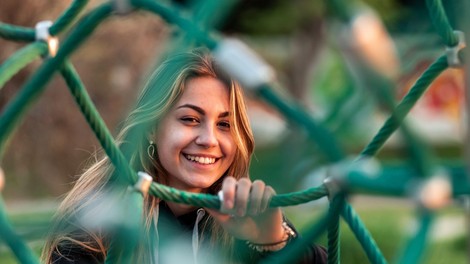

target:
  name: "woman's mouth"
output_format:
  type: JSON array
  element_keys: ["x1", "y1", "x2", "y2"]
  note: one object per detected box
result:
[{"x1": 184, "y1": 154, "x2": 217, "y2": 165}]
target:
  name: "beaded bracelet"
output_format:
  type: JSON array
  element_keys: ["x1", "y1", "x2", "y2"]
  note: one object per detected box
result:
[{"x1": 246, "y1": 222, "x2": 297, "y2": 252}]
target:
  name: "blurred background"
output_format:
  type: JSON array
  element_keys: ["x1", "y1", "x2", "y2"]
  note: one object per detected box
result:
[{"x1": 0, "y1": 0, "x2": 468, "y2": 263}]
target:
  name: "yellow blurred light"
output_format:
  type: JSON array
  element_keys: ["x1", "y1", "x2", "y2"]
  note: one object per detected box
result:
[
  {"x1": 419, "y1": 176, "x2": 452, "y2": 209},
  {"x1": 48, "y1": 37, "x2": 59, "y2": 57},
  {"x1": 351, "y1": 10, "x2": 400, "y2": 79},
  {"x1": 0, "y1": 167, "x2": 4, "y2": 191}
]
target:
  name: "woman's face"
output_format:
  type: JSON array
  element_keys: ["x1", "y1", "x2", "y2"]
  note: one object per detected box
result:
[{"x1": 155, "y1": 76, "x2": 236, "y2": 193}]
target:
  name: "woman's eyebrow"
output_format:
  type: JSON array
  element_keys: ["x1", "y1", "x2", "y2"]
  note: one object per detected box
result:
[
  {"x1": 177, "y1": 104, "x2": 230, "y2": 118},
  {"x1": 177, "y1": 104, "x2": 205, "y2": 114},
  {"x1": 219, "y1": 112, "x2": 229, "y2": 118}
]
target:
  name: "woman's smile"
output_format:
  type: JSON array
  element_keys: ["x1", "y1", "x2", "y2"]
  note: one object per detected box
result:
[{"x1": 183, "y1": 153, "x2": 218, "y2": 165}]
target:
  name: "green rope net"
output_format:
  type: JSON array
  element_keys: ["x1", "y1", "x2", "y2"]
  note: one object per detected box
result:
[{"x1": 0, "y1": 0, "x2": 467, "y2": 263}]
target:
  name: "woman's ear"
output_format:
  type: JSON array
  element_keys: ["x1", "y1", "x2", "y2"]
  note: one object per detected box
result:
[{"x1": 147, "y1": 130, "x2": 157, "y2": 144}]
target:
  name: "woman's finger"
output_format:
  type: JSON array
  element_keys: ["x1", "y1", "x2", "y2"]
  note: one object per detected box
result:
[
  {"x1": 234, "y1": 177, "x2": 251, "y2": 217},
  {"x1": 220, "y1": 176, "x2": 237, "y2": 214},
  {"x1": 260, "y1": 186, "x2": 275, "y2": 213},
  {"x1": 248, "y1": 180, "x2": 265, "y2": 216}
]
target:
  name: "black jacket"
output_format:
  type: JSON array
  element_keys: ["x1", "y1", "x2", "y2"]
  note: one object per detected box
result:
[{"x1": 52, "y1": 203, "x2": 327, "y2": 263}]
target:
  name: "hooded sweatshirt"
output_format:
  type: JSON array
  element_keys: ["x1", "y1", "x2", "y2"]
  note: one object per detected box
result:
[{"x1": 51, "y1": 202, "x2": 327, "y2": 263}]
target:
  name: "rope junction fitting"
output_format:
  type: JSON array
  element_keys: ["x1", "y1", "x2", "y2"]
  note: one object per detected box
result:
[
  {"x1": 446, "y1": 30, "x2": 466, "y2": 67},
  {"x1": 214, "y1": 38, "x2": 275, "y2": 90},
  {"x1": 134, "y1": 171, "x2": 153, "y2": 196},
  {"x1": 113, "y1": 0, "x2": 134, "y2": 15},
  {"x1": 35, "y1": 21, "x2": 59, "y2": 57}
]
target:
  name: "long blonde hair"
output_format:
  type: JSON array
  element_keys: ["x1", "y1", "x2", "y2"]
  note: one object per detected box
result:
[{"x1": 42, "y1": 49, "x2": 255, "y2": 262}]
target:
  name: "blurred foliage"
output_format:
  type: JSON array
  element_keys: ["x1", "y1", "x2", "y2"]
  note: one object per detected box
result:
[{"x1": 222, "y1": 0, "x2": 325, "y2": 36}]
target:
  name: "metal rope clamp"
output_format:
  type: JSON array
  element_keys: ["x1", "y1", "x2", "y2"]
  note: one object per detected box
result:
[
  {"x1": 322, "y1": 160, "x2": 350, "y2": 199},
  {"x1": 35, "y1": 21, "x2": 59, "y2": 57},
  {"x1": 323, "y1": 157, "x2": 380, "y2": 199},
  {"x1": 323, "y1": 176, "x2": 342, "y2": 200},
  {"x1": 446, "y1": 30, "x2": 466, "y2": 68},
  {"x1": 214, "y1": 38, "x2": 276, "y2": 90},
  {"x1": 113, "y1": 0, "x2": 134, "y2": 15},
  {"x1": 134, "y1": 171, "x2": 153, "y2": 196}
]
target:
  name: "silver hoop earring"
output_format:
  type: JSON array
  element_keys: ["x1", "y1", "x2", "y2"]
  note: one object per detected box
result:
[{"x1": 147, "y1": 140, "x2": 156, "y2": 160}]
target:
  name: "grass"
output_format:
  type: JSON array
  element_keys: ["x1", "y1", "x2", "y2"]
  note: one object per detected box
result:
[
  {"x1": 0, "y1": 210, "x2": 54, "y2": 264},
  {"x1": 284, "y1": 198, "x2": 467, "y2": 264}
]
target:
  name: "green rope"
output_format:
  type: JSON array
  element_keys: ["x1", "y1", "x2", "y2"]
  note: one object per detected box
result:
[
  {"x1": 261, "y1": 193, "x2": 345, "y2": 264},
  {"x1": 360, "y1": 55, "x2": 449, "y2": 157},
  {"x1": 397, "y1": 211, "x2": 433, "y2": 264},
  {"x1": 59, "y1": 61, "x2": 136, "y2": 185},
  {"x1": 0, "y1": 196, "x2": 39, "y2": 264},
  {"x1": 350, "y1": 58, "x2": 436, "y2": 179},
  {"x1": 0, "y1": 3, "x2": 113, "y2": 159},
  {"x1": 342, "y1": 203, "x2": 388, "y2": 264},
  {"x1": 257, "y1": 84, "x2": 345, "y2": 162},
  {"x1": 50, "y1": 0, "x2": 90, "y2": 36},
  {"x1": 346, "y1": 169, "x2": 412, "y2": 196},
  {"x1": 132, "y1": 0, "x2": 217, "y2": 49},
  {"x1": 0, "y1": 1, "x2": 88, "y2": 43},
  {"x1": 0, "y1": 23, "x2": 35, "y2": 42},
  {"x1": 191, "y1": 0, "x2": 238, "y2": 30},
  {"x1": 327, "y1": 196, "x2": 342, "y2": 264},
  {"x1": 147, "y1": 182, "x2": 328, "y2": 210},
  {"x1": 425, "y1": 0, "x2": 458, "y2": 46},
  {"x1": 0, "y1": 42, "x2": 48, "y2": 89},
  {"x1": 270, "y1": 185, "x2": 329, "y2": 207}
]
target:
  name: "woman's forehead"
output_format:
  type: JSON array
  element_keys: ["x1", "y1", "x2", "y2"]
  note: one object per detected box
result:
[{"x1": 176, "y1": 77, "x2": 230, "y2": 110}]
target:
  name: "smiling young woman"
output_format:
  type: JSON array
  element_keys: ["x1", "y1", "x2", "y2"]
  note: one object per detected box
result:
[{"x1": 41, "y1": 49, "x2": 327, "y2": 263}]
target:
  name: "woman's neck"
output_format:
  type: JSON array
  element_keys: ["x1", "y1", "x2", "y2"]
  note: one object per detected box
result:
[
  {"x1": 166, "y1": 201, "x2": 197, "y2": 217},
  {"x1": 163, "y1": 185, "x2": 208, "y2": 216}
]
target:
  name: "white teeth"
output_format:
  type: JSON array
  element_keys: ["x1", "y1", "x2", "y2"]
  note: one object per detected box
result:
[{"x1": 186, "y1": 154, "x2": 216, "y2": 164}]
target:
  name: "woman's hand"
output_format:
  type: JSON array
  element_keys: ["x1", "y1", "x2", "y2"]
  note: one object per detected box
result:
[{"x1": 206, "y1": 176, "x2": 285, "y2": 244}]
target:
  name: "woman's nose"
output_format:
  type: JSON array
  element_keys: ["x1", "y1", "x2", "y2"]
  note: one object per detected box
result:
[{"x1": 195, "y1": 124, "x2": 218, "y2": 148}]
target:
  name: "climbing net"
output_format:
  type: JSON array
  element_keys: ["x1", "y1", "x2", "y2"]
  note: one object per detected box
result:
[{"x1": 0, "y1": 0, "x2": 467, "y2": 263}]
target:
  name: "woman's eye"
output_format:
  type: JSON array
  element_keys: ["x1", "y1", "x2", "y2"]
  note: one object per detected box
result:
[
  {"x1": 218, "y1": 121, "x2": 230, "y2": 129},
  {"x1": 180, "y1": 117, "x2": 199, "y2": 124}
]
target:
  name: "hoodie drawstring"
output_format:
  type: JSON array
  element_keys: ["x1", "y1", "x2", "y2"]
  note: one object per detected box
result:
[
  {"x1": 152, "y1": 205, "x2": 160, "y2": 264},
  {"x1": 192, "y1": 208, "x2": 206, "y2": 263}
]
